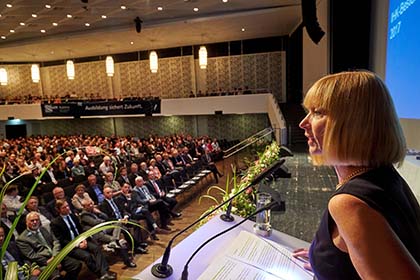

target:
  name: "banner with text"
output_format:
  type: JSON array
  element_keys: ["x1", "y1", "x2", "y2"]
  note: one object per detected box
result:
[{"x1": 41, "y1": 100, "x2": 161, "y2": 117}]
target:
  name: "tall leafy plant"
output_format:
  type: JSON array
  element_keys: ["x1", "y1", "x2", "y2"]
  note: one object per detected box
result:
[{"x1": 199, "y1": 141, "x2": 280, "y2": 220}]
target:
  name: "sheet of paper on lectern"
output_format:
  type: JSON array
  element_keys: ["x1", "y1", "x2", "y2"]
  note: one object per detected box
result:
[{"x1": 198, "y1": 230, "x2": 314, "y2": 280}]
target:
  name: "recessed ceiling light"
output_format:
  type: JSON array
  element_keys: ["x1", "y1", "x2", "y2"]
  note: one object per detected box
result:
[
  {"x1": 32, "y1": 14, "x2": 37, "y2": 18},
  {"x1": 121, "y1": 5, "x2": 127, "y2": 10},
  {"x1": 20, "y1": 22, "x2": 25, "y2": 26},
  {"x1": 6, "y1": 4, "x2": 12, "y2": 8},
  {"x1": 222, "y1": 0, "x2": 228, "y2": 2},
  {"x1": 241, "y1": 28, "x2": 245, "y2": 32},
  {"x1": 85, "y1": 23, "x2": 90, "y2": 27},
  {"x1": 101, "y1": 15, "x2": 107, "y2": 19},
  {"x1": 41, "y1": 29, "x2": 46, "y2": 33},
  {"x1": 130, "y1": 41, "x2": 134, "y2": 45},
  {"x1": 193, "y1": 7, "x2": 199, "y2": 12},
  {"x1": 67, "y1": 14, "x2": 72, "y2": 18},
  {"x1": 1, "y1": 36, "x2": 6, "y2": 40},
  {"x1": 45, "y1": 4, "x2": 51, "y2": 9},
  {"x1": 0, "y1": 14, "x2": 2, "y2": 17},
  {"x1": 157, "y1": 6, "x2": 163, "y2": 11},
  {"x1": 52, "y1": 22, "x2": 58, "y2": 26},
  {"x1": 10, "y1": 29, "x2": 15, "y2": 33}
]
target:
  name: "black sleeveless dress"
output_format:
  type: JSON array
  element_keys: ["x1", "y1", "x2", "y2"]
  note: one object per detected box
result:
[{"x1": 309, "y1": 165, "x2": 420, "y2": 280}]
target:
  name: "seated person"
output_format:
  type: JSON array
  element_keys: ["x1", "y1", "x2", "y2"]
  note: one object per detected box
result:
[
  {"x1": 0, "y1": 226, "x2": 41, "y2": 280},
  {"x1": 2, "y1": 184, "x2": 23, "y2": 216},
  {"x1": 80, "y1": 198, "x2": 136, "y2": 268},
  {"x1": 85, "y1": 174, "x2": 105, "y2": 205},
  {"x1": 201, "y1": 149, "x2": 223, "y2": 183},
  {"x1": 99, "y1": 186, "x2": 148, "y2": 253},
  {"x1": 46, "y1": 187, "x2": 78, "y2": 217},
  {"x1": 17, "y1": 212, "x2": 82, "y2": 280},
  {"x1": 23, "y1": 196, "x2": 54, "y2": 232},
  {"x1": 103, "y1": 172, "x2": 122, "y2": 196},
  {"x1": 116, "y1": 183, "x2": 165, "y2": 241},
  {"x1": 131, "y1": 176, "x2": 172, "y2": 232},
  {"x1": 146, "y1": 172, "x2": 181, "y2": 218},
  {"x1": 72, "y1": 184, "x2": 93, "y2": 212},
  {"x1": 51, "y1": 199, "x2": 115, "y2": 280}
]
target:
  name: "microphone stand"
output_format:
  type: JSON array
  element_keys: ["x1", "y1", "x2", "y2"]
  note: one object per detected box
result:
[
  {"x1": 181, "y1": 201, "x2": 280, "y2": 280},
  {"x1": 151, "y1": 159, "x2": 285, "y2": 278}
]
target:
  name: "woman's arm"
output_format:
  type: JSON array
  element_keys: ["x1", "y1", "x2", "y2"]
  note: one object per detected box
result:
[{"x1": 329, "y1": 194, "x2": 420, "y2": 280}]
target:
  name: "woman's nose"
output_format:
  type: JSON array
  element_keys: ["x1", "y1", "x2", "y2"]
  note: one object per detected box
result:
[{"x1": 299, "y1": 113, "x2": 310, "y2": 129}]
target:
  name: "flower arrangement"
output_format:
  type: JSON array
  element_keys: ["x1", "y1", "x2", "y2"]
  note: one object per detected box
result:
[{"x1": 199, "y1": 141, "x2": 280, "y2": 220}]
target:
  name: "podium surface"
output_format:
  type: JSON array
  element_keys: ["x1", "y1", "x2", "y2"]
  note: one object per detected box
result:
[{"x1": 134, "y1": 213, "x2": 311, "y2": 280}]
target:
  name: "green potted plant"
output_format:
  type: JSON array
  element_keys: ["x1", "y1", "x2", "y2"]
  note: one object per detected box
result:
[{"x1": 199, "y1": 141, "x2": 280, "y2": 221}]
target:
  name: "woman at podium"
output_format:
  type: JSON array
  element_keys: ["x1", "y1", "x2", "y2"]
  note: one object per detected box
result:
[{"x1": 297, "y1": 70, "x2": 420, "y2": 279}]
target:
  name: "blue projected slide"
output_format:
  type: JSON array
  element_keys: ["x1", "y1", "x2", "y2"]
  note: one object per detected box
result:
[{"x1": 385, "y1": 0, "x2": 420, "y2": 119}]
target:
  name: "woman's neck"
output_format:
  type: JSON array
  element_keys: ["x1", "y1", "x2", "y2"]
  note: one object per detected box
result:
[{"x1": 334, "y1": 165, "x2": 372, "y2": 189}]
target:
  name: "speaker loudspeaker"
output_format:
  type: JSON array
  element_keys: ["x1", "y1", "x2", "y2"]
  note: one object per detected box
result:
[{"x1": 301, "y1": 0, "x2": 325, "y2": 44}]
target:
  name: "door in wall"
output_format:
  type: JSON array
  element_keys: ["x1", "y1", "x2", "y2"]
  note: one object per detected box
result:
[{"x1": 6, "y1": 124, "x2": 27, "y2": 139}]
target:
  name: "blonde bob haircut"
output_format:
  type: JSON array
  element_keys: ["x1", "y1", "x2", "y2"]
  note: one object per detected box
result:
[{"x1": 303, "y1": 70, "x2": 406, "y2": 167}]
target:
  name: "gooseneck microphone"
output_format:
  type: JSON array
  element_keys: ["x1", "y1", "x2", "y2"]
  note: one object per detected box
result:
[
  {"x1": 181, "y1": 200, "x2": 282, "y2": 280},
  {"x1": 151, "y1": 158, "x2": 286, "y2": 278},
  {"x1": 220, "y1": 158, "x2": 286, "y2": 222}
]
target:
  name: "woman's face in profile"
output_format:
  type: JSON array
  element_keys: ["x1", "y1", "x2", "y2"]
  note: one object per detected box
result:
[{"x1": 299, "y1": 108, "x2": 327, "y2": 155}]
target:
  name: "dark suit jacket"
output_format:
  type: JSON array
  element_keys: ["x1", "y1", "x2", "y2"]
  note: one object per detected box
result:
[
  {"x1": 46, "y1": 197, "x2": 76, "y2": 217},
  {"x1": 128, "y1": 172, "x2": 140, "y2": 187},
  {"x1": 50, "y1": 213, "x2": 84, "y2": 248},
  {"x1": 0, "y1": 241, "x2": 25, "y2": 277},
  {"x1": 156, "y1": 161, "x2": 169, "y2": 175},
  {"x1": 98, "y1": 199, "x2": 128, "y2": 220},
  {"x1": 116, "y1": 175, "x2": 131, "y2": 187},
  {"x1": 85, "y1": 183, "x2": 104, "y2": 205},
  {"x1": 131, "y1": 186, "x2": 150, "y2": 208},
  {"x1": 16, "y1": 227, "x2": 61, "y2": 266},
  {"x1": 114, "y1": 193, "x2": 132, "y2": 214},
  {"x1": 146, "y1": 180, "x2": 165, "y2": 198}
]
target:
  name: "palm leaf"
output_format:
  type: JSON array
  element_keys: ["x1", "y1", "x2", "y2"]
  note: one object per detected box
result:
[
  {"x1": 4, "y1": 261, "x2": 18, "y2": 280},
  {"x1": 198, "y1": 194, "x2": 220, "y2": 205},
  {"x1": 39, "y1": 220, "x2": 144, "y2": 280},
  {"x1": 206, "y1": 185, "x2": 226, "y2": 196},
  {"x1": 0, "y1": 151, "x2": 66, "y2": 280}
]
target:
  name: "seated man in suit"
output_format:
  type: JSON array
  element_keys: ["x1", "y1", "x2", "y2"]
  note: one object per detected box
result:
[
  {"x1": 1, "y1": 226, "x2": 41, "y2": 280},
  {"x1": 17, "y1": 212, "x2": 82, "y2": 280},
  {"x1": 131, "y1": 176, "x2": 172, "y2": 231},
  {"x1": 51, "y1": 199, "x2": 115, "y2": 280},
  {"x1": 80, "y1": 198, "x2": 137, "y2": 268},
  {"x1": 99, "y1": 186, "x2": 148, "y2": 254},
  {"x1": 115, "y1": 183, "x2": 166, "y2": 241},
  {"x1": 46, "y1": 187, "x2": 77, "y2": 217},
  {"x1": 146, "y1": 172, "x2": 182, "y2": 219},
  {"x1": 85, "y1": 174, "x2": 105, "y2": 205},
  {"x1": 201, "y1": 149, "x2": 223, "y2": 183}
]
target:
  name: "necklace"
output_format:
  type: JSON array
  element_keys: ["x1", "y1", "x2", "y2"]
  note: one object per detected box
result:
[{"x1": 336, "y1": 167, "x2": 372, "y2": 190}]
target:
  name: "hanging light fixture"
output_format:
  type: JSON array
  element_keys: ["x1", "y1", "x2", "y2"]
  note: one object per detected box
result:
[
  {"x1": 149, "y1": 51, "x2": 158, "y2": 73},
  {"x1": 31, "y1": 64, "x2": 40, "y2": 83},
  {"x1": 0, "y1": 68, "x2": 8, "y2": 86},
  {"x1": 66, "y1": 60, "x2": 75, "y2": 80},
  {"x1": 105, "y1": 55, "x2": 114, "y2": 77},
  {"x1": 199, "y1": 46, "x2": 207, "y2": 69}
]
